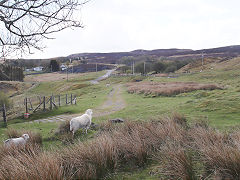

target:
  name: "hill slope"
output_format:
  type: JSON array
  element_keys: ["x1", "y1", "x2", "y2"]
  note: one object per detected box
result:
[{"x1": 67, "y1": 45, "x2": 240, "y2": 64}]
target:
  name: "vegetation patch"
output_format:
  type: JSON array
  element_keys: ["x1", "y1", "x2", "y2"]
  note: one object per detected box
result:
[
  {"x1": 69, "y1": 83, "x2": 90, "y2": 90},
  {"x1": 127, "y1": 81, "x2": 222, "y2": 96},
  {"x1": 1, "y1": 115, "x2": 240, "y2": 179}
]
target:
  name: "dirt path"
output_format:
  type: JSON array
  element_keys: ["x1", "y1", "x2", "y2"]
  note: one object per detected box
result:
[
  {"x1": 93, "y1": 84, "x2": 125, "y2": 117},
  {"x1": 31, "y1": 84, "x2": 125, "y2": 123}
]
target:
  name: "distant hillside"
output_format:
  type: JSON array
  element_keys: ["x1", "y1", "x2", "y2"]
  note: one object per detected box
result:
[
  {"x1": 8, "y1": 45, "x2": 240, "y2": 66},
  {"x1": 67, "y1": 48, "x2": 193, "y2": 64},
  {"x1": 178, "y1": 56, "x2": 240, "y2": 73},
  {"x1": 67, "y1": 45, "x2": 240, "y2": 64}
]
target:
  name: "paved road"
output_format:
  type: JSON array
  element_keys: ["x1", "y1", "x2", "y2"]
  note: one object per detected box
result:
[{"x1": 90, "y1": 69, "x2": 115, "y2": 84}]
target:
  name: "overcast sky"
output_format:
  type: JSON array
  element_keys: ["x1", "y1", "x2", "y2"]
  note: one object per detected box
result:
[{"x1": 27, "y1": 0, "x2": 240, "y2": 59}]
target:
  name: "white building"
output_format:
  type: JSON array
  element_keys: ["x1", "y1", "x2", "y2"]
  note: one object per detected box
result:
[
  {"x1": 33, "y1": 66, "x2": 43, "y2": 71},
  {"x1": 60, "y1": 64, "x2": 67, "y2": 71}
]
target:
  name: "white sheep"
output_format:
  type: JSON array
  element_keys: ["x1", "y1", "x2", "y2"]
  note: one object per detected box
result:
[
  {"x1": 70, "y1": 109, "x2": 93, "y2": 137},
  {"x1": 4, "y1": 134, "x2": 30, "y2": 147}
]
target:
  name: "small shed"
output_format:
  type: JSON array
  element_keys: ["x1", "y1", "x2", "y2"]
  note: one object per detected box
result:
[
  {"x1": 33, "y1": 66, "x2": 43, "y2": 71},
  {"x1": 60, "y1": 64, "x2": 67, "y2": 71}
]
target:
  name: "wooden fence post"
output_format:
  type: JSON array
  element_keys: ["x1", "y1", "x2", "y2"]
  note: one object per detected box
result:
[
  {"x1": 2, "y1": 104, "x2": 7, "y2": 127},
  {"x1": 25, "y1": 98, "x2": 28, "y2": 113},
  {"x1": 74, "y1": 95, "x2": 77, "y2": 105},
  {"x1": 29, "y1": 98, "x2": 33, "y2": 110},
  {"x1": 50, "y1": 96, "x2": 53, "y2": 110},
  {"x1": 66, "y1": 94, "x2": 68, "y2": 105},
  {"x1": 52, "y1": 94, "x2": 55, "y2": 103},
  {"x1": 58, "y1": 95, "x2": 61, "y2": 107},
  {"x1": 43, "y1": 96, "x2": 46, "y2": 111}
]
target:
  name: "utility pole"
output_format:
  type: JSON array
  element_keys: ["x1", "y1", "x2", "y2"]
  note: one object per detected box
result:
[
  {"x1": 131, "y1": 62, "x2": 133, "y2": 74},
  {"x1": 96, "y1": 63, "x2": 98, "y2": 72},
  {"x1": 201, "y1": 52, "x2": 204, "y2": 72},
  {"x1": 143, "y1": 61, "x2": 146, "y2": 75},
  {"x1": 66, "y1": 67, "x2": 68, "y2": 81},
  {"x1": 133, "y1": 61, "x2": 135, "y2": 75}
]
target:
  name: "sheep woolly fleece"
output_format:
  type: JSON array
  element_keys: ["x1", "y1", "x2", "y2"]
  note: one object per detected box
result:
[
  {"x1": 4, "y1": 134, "x2": 30, "y2": 146},
  {"x1": 70, "y1": 109, "x2": 93, "y2": 135}
]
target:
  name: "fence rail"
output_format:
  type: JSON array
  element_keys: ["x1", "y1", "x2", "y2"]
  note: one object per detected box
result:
[
  {"x1": 0, "y1": 94, "x2": 77, "y2": 127},
  {"x1": 24, "y1": 94, "x2": 77, "y2": 113}
]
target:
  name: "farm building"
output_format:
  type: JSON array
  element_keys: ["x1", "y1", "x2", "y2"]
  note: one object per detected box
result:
[{"x1": 33, "y1": 66, "x2": 43, "y2": 71}]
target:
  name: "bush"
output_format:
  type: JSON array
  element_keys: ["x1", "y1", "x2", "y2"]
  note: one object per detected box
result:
[
  {"x1": 165, "y1": 65, "x2": 177, "y2": 73},
  {"x1": 153, "y1": 61, "x2": 166, "y2": 73},
  {"x1": 56, "y1": 120, "x2": 71, "y2": 135},
  {"x1": 0, "y1": 92, "x2": 11, "y2": 109},
  {"x1": 127, "y1": 82, "x2": 222, "y2": 96}
]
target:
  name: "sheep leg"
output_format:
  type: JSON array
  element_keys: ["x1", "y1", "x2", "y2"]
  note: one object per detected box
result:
[
  {"x1": 85, "y1": 128, "x2": 88, "y2": 134},
  {"x1": 72, "y1": 131, "x2": 75, "y2": 139}
]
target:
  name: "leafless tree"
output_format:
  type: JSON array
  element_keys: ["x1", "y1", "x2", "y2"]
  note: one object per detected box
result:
[{"x1": 0, "y1": 0, "x2": 88, "y2": 58}]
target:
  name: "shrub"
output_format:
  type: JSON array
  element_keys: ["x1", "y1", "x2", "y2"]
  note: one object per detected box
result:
[
  {"x1": 55, "y1": 120, "x2": 71, "y2": 135},
  {"x1": 165, "y1": 65, "x2": 177, "y2": 73},
  {"x1": 0, "y1": 92, "x2": 11, "y2": 109},
  {"x1": 127, "y1": 82, "x2": 222, "y2": 96}
]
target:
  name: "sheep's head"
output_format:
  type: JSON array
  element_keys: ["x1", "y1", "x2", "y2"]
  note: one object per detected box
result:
[
  {"x1": 22, "y1": 134, "x2": 30, "y2": 140},
  {"x1": 85, "y1": 109, "x2": 93, "y2": 116}
]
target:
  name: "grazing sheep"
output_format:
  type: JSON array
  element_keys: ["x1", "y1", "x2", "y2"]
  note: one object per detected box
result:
[
  {"x1": 4, "y1": 134, "x2": 30, "y2": 147},
  {"x1": 70, "y1": 109, "x2": 93, "y2": 137}
]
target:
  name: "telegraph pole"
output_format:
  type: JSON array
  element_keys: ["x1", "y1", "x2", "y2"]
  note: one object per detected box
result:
[
  {"x1": 201, "y1": 52, "x2": 204, "y2": 72},
  {"x1": 133, "y1": 61, "x2": 135, "y2": 75},
  {"x1": 96, "y1": 63, "x2": 98, "y2": 72},
  {"x1": 144, "y1": 61, "x2": 146, "y2": 75},
  {"x1": 131, "y1": 62, "x2": 133, "y2": 74}
]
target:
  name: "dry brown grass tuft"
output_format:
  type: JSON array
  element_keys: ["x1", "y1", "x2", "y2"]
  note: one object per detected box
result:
[
  {"x1": 127, "y1": 81, "x2": 222, "y2": 96},
  {"x1": 0, "y1": 143, "x2": 41, "y2": 162},
  {"x1": 55, "y1": 120, "x2": 71, "y2": 135},
  {"x1": 171, "y1": 112, "x2": 188, "y2": 128},
  {"x1": 59, "y1": 119, "x2": 188, "y2": 179},
  {"x1": 191, "y1": 126, "x2": 240, "y2": 179},
  {"x1": 156, "y1": 144, "x2": 197, "y2": 180},
  {"x1": 3, "y1": 116, "x2": 240, "y2": 179},
  {"x1": 61, "y1": 135, "x2": 118, "y2": 179},
  {"x1": 0, "y1": 147, "x2": 62, "y2": 180}
]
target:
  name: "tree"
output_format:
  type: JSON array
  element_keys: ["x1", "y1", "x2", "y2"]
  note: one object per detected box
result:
[
  {"x1": 0, "y1": 92, "x2": 10, "y2": 109},
  {"x1": 165, "y1": 65, "x2": 177, "y2": 73},
  {"x1": 153, "y1": 61, "x2": 166, "y2": 73},
  {"x1": 49, "y1": 60, "x2": 59, "y2": 72},
  {"x1": 0, "y1": 0, "x2": 88, "y2": 57},
  {"x1": 0, "y1": 64, "x2": 24, "y2": 81}
]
